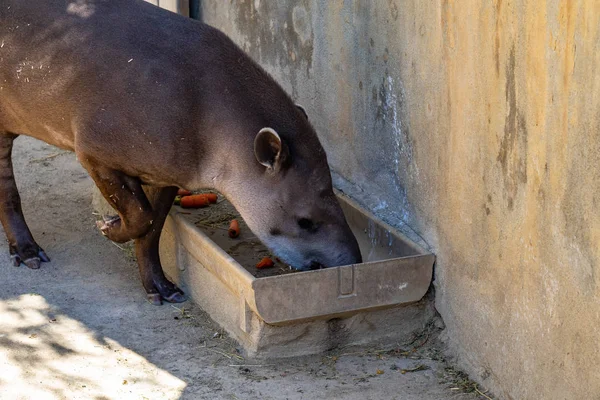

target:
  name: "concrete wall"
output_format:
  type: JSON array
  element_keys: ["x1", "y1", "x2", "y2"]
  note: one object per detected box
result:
[
  {"x1": 144, "y1": 0, "x2": 188, "y2": 16},
  {"x1": 200, "y1": 1, "x2": 600, "y2": 399}
]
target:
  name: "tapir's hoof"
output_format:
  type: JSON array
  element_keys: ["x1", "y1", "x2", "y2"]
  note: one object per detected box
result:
[
  {"x1": 146, "y1": 289, "x2": 186, "y2": 305},
  {"x1": 11, "y1": 255, "x2": 20, "y2": 267},
  {"x1": 147, "y1": 293, "x2": 163, "y2": 306},
  {"x1": 38, "y1": 249, "x2": 51, "y2": 262},
  {"x1": 11, "y1": 249, "x2": 50, "y2": 269},
  {"x1": 163, "y1": 291, "x2": 186, "y2": 303},
  {"x1": 24, "y1": 257, "x2": 41, "y2": 269}
]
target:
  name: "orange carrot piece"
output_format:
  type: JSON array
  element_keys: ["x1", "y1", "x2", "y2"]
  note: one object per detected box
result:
[
  {"x1": 228, "y1": 219, "x2": 240, "y2": 238},
  {"x1": 256, "y1": 257, "x2": 274, "y2": 269},
  {"x1": 177, "y1": 189, "x2": 192, "y2": 196},
  {"x1": 204, "y1": 193, "x2": 218, "y2": 203},
  {"x1": 180, "y1": 194, "x2": 210, "y2": 208},
  {"x1": 184, "y1": 193, "x2": 216, "y2": 204}
]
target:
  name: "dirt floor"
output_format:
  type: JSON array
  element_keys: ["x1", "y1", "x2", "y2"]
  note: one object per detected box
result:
[{"x1": 0, "y1": 137, "x2": 490, "y2": 400}]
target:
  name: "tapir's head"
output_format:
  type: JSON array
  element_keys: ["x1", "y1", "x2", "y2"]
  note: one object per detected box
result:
[{"x1": 222, "y1": 105, "x2": 362, "y2": 271}]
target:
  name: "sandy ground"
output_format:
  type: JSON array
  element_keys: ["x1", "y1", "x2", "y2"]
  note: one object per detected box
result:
[{"x1": 0, "y1": 137, "x2": 485, "y2": 400}]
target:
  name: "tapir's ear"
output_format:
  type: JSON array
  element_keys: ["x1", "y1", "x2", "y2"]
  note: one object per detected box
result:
[
  {"x1": 254, "y1": 127, "x2": 288, "y2": 170},
  {"x1": 296, "y1": 104, "x2": 308, "y2": 120}
]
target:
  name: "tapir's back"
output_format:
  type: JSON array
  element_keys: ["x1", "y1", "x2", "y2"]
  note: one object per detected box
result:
[
  {"x1": 0, "y1": 0, "x2": 207, "y2": 64},
  {"x1": 0, "y1": 0, "x2": 259, "y2": 147}
]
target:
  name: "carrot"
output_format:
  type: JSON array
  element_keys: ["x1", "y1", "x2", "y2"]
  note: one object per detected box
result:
[
  {"x1": 256, "y1": 257, "x2": 274, "y2": 269},
  {"x1": 193, "y1": 193, "x2": 217, "y2": 204},
  {"x1": 180, "y1": 194, "x2": 210, "y2": 208},
  {"x1": 204, "y1": 193, "x2": 218, "y2": 203},
  {"x1": 228, "y1": 219, "x2": 240, "y2": 238},
  {"x1": 173, "y1": 196, "x2": 182, "y2": 205},
  {"x1": 177, "y1": 189, "x2": 192, "y2": 196}
]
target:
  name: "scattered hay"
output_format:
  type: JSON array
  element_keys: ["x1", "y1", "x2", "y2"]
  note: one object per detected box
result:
[
  {"x1": 29, "y1": 151, "x2": 70, "y2": 163},
  {"x1": 196, "y1": 212, "x2": 238, "y2": 228},
  {"x1": 442, "y1": 366, "x2": 495, "y2": 399},
  {"x1": 171, "y1": 305, "x2": 194, "y2": 320},
  {"x1": 400, "y1": 364, "x2": 430, "y2": 374}
]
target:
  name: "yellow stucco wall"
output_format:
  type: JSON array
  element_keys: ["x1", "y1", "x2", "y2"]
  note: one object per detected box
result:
[{"x1": 201, "y1": 1, "x2": 600, "y2": 398}]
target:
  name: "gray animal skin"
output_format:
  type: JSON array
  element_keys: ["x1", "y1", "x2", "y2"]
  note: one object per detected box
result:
[{"x1": 0, "y1": 0, "x2": 362, "y2": 304}]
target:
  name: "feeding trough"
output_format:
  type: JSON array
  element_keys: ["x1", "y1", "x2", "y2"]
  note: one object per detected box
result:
[{"x1": 159, "y1": 190, "x2": 435, "y2": 357}]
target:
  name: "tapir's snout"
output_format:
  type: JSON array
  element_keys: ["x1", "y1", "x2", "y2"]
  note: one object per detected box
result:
[
  {"x1": 292, "y1": 222, "x2": 363, "y2": 271},
  {"x1": 330, "y1": 229, "x2": 364, "y2": 266},
  {"x1": 247, "y1": 206, "x2": 363, "y2": 272},
  {"x1": 337, "y1": 235, "x2": 363, "y2": 266},
  {"x1": 298, "y1": 247, "x2": 362, "y2": 271}
]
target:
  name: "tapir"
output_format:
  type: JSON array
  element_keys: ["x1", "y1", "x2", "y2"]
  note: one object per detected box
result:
[{"x1": 0, "y1": 0, "x2": 362, "y2": 304}]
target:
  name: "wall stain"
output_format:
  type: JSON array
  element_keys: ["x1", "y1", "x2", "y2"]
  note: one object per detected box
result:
[
  {"x1": 485, "y1": 194, "x2": 493, "y2": 216},
  {"x1": 388, "y1": 0, "x2": 399, "y2": 21},
  {"x1": 372, "y1": 72, "x2": 415, "y2": 223},
  {"x1": 233, "y1": 0, "x2": 314, "y2": 79},
  {"x1": 494, "y1": 0, "x2": 503, "y2": 76},
  {"x1": 497, "y1": 46, "x2": 528, "y2": 210}
]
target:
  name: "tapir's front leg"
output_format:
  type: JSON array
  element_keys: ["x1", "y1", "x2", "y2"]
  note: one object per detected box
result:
[
  {"x1": 80, "y1": 159, "x2": 154, "y2": 243},
  {"x1": 0, "y1": 133, "x2": 50, "y2": 269},
  {"x1": 136, "y1": 186, "x2": 185, "y2": 305}
]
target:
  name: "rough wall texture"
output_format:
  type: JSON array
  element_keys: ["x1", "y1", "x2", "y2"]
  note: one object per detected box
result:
[{"x1": 200, "y1": 1, "x2": 600, "y2": 399}]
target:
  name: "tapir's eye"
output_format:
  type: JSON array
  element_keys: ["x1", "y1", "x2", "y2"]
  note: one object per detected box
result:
[{"x1": 298, "y1": 218, "x2": 317, "y2": 233}]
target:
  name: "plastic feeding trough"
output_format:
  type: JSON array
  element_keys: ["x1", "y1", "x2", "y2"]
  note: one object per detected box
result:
[{"x1": 159, "y1": 190, "x2": 435, "y2": 358}]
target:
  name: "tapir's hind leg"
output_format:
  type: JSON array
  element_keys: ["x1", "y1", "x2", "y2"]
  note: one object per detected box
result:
[
  {"x1": 79, "y1": 158, "x2": 155, "y2": 243},
  {"x1": 79, "y1": 156, "x2": 183, "y2": 304},
  {"x1": 135, "y1": 186, "x2": 185, "y2": 305},
  {"x1": 0, "y1": 133, "x2": 50, "y2": 269}
]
